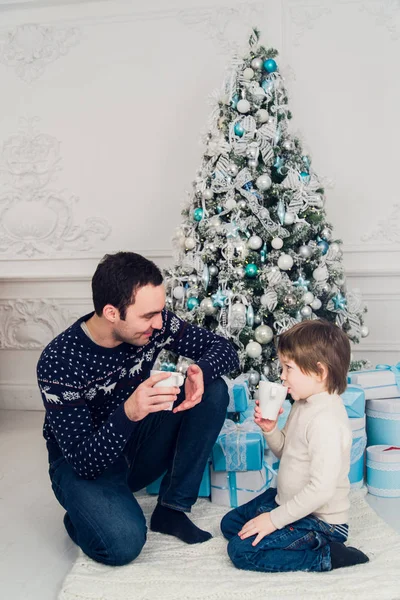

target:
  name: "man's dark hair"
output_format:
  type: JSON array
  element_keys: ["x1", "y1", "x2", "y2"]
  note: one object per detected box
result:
[
  {"x1": 277, "y1": 319, "x2": 351, "y2": 395},
  {"x1": 92, "y1": 252, "x2": 163, "y2": 319}
]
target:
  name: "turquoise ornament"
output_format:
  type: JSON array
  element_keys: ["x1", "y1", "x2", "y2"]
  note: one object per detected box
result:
[
  {"x1": 161, "y1": 362, "x2": 176, "y2": 372},
  {"x1": 302, "y1": 155, "x2": 311, "y2": 169},
  {"x1": 217, "y1": 205, "x2": 223, "y2": 213},
  {"x1": 231, "y1": 94, "x2": 240, "y2": 109},
  {"x1": 187, "y1": 297, "x2": 200, "y2": 310},
  {"x1": 300, "y1": 171, "x2": 310, "y2": 183},
  {"x1": 246, "y1": 304, "x2": 255, "y2": 327},
  {"x1": 294, "y1": 275, "x2": 310, "y2": 291},
  {"x1": 212, "y1": 289, "x2": 227, "y2": 308},
  {"x1": 331, "y1": 292, "x2": 347, "y2": 310},
  {"x1": 260, "y1": 242, "x2": 267, "y2": 263},
  {"x1": 234, "y1": 122, "x2": 245, "y2": 137},
  {"x1": 261, "y1": 79, "x2": 273, "y2": 93},
  {"x1": 277, "y1": 198, "x2": 286, "y2": 225},
  {"x1": 263, "y1": 59, "x2": 277, "y2": 73},
  {"x1": 245, "y1": 263, "x2": 258, "y2": 278},
  {"x1": 317, "y1": 239, "x2": 329, "y2": 255},
  {"x1": 193, "y1": 208, "x2": 204, "y2": 222}
]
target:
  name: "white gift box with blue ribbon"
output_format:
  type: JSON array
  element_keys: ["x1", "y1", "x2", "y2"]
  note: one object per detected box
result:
[
  {"x1": 341, "y1": 385, "x2": 365, "y2": 419},
  {"x1": 366, "y1": 398, "x2": 400, "y2": 446},
  {"x1": 366, "y1": 445, "x2": 400, "y2": 498},
  {"x1": 348, "y1": 364, "x2": 400, "y2": 400},
  {"x1": 212, "y1": 418, "x2": 264, "y2": 472},
  {"x1": 222, "y1": 374, "x2": 250, "y2": 413},
  {"x1": 210, "y1": 464, "x2": 275, "y2": 508},
  {"x1": 349, "y1": 416, "x2": 367, "y2": 488}
]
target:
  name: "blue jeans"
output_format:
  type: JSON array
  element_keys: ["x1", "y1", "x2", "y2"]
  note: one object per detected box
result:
[
  {"x1": 49, "y1": 377, "x2": 228, "y2": 565},
  {"x1": 220, "y1": 488, "x2": 348, "y2": 573}
]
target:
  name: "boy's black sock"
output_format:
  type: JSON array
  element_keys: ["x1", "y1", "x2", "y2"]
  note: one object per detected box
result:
[
  {"x1": 150, "y1": 504, "x2": 212, "y2": 545},
  {"x1": 329, "y1": 541, "x2": 369, "y2": 569}
]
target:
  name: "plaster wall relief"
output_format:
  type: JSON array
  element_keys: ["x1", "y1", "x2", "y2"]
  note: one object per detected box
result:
[
  {"x1": 0, "y1": 22, "x2": 80, "y2": 82},
  {"x1": 0, "y1": 118, "x2": 111, "y2": 257},
  {"x1": 360, "y1": 0, "x2": 400, "y2": 40},
  {"x1": 0, "y1": 299, "x2": 80, "y2": 349},
  {"x1": 361, "y1": 204, "x2": 400, "y2": 245}
]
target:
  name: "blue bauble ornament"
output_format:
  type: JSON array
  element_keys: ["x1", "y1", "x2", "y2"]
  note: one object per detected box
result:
[
  {"x1": 231, "y1": 94, "x2": 239, "y2": 109},
  {"x1": 300, "y1": 171, "x2": 310, "y2": 182},
  {"x1": 234, "y1": 122, "x2": 245, "y2": 137},
  {"x1": 187, "y1": 297, "x2": 200, "y2": 311},
  {"x1": 245, "y1": 263, "x2": 258, "y2": 278},
  {"x1": 317, "y1": 239, "x2": 329, "y2": 255},
  {"x1": 261, "y1": 79, "x2": 273, "y2": 93},
  {"x1": 263, "y1": 58, "x2": 277, "y2": 73},
  {"x1": 193, "y1": 208, "x2": 204, "y2": 222},
  {"x1": 216, "y1": 205, "x2": 223, "y2": 213}
]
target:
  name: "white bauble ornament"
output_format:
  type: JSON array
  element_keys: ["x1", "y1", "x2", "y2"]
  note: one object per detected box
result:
[
  {"x1": 256, "y1": 174, "x2": 272, "y2": 191},
  {"x1": 206, "y1": 242, "x2": 216, "y2": 253},
  {"x1": 248, "y1": 235, "x2": 263, "y2": 250},
  {"x1": 224, "y1": 197, "x2": 237, "y2": 211},
  {"x1": 321, "y1": 227, "x2": 332, "y2": 241},
  {"x1": 209, "y1": 265, "x2": 218, "y2": 276},
  {"x1": 283, "y1": 140, "x2": 293, "y2": 151},
  {"x1": 330, "y1": 242, "x2": 340, "y2": 253},
  {"x1": 232, "y1": 302, "x2": 246, "y2": 316},
  {"x1": 361, "y1": 325, "x2": 369, "y2": 338},
  {"x1": 173, "y1": 286, "x2": 185, "y2": 300},
  {"x1": 256, "y1": 109, "x2": 269, "y2": 123},
  {"x1": 236, "y1": 266, "x2": 245, "y2": 279},
  {"x1": 260, "y1": 294, "x2": 268, "y2": 307},
  {"x1": 251, "y1": 57, "x2": 263, "y2": 70},
  {"x1": 200, "y1": 297, "x2": 217, "y2": 315},
  {"x1": 248, "y1": 159, "x2": 257, "y2": 169},
  {"x1": 299, "y1": 245, "x2": 312, "y2": 259},
  {"x1": 238, "y1": 199, "x2": 247, "y2": 209},
  {"x1": 284, "y1": 212, "x2": 295, "y2": 225},
  {"x1": 313, "y1": 266, "x2": 328, "y2": 281},
  {"x1": 277, "y1": 253, "x2": 294, "y2": 270},
  {"x1": 237, "y1": 99, "x2": 251, "y2": 113},
  {"x1": 254, "y1": 325, "x2": 274, "y2": 345},
  {"x1": 227, "y1": 163, "x2": 239, "y2": 176},
  {"x1": 271, "y1": 237, "x2": 283, "y2": 250},
  {"x1": 310, "y1": 298, "x2": 322, "y2": 310},
  {"x1": 184, "y1": 237, "x2": 195, "y2": 250},
  {"x1": 246, "y1": 341, "x2": 262, "y2": 358},
  {"x1": 301, "y1": 305, "x2": 312, "y2": 318},
  {"x1": 243, "y1": 67, "x2": 254, "y2": 80},
  {"x1": 303, "y1": 292, "x2": 314, "y2": 305},
  {"x1": 203, "y1": 189, "x2": 213, "y2": 200}
]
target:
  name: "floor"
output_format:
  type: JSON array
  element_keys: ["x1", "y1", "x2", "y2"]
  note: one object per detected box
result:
[{"x1": 1, "y1": 410, "x2": 400, "y2": 600}]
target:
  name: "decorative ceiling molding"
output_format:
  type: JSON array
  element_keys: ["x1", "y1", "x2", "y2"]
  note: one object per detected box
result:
[
  {"x1": 0, "y1": 118, "x2": 111, "y2": 257},
  {"x1": 0, "y1": 22, "x2": 80, "y2": 82},
  {"x1": 0, "y1": 298, "x2": 79, "y2": 349}
]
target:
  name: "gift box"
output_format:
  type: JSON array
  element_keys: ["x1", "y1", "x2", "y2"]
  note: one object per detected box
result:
[
  {"x1": 349, "y1": 416, "x2": 367, "y2": 488},
  {"x1": 212, "y1": 418, "x2": 264, "y2": 472},
  {"x1": 264, "y1": 448, "x2": 280, "y2": 488},
  {"x1": 222, "y1": 374, "x2": 250, "y2": 413},
  {"x1": 210, "y1": 464, "x2": 275, "y2": 508},
  {"x1": 341, "y1": 385, "x2": 365, "y2": 419},
  {"x1": 366, "y1": 445, "x2": 400, "y2": 498},
  {"x1": 146, "y1": 463, "x2": 211, "y2": 497},
  {"x1": 348, "y1": 364, "x2": 400, "y2": 400},
  {"x1": 366, "y1": 398, "x2": 400, "y2": 446}
]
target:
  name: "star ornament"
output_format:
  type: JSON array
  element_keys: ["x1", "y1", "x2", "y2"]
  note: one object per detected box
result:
[
  {"x1": 293, "y1": 275, "x2": 310, "y2": 291},
  {"x1": 212, "y1": 289, "x2": 228, "y2": 308},
  {"x1": 225, "y1": 221, "x2": 240, "y2": 238},
  {"x1": 332, "y1": 292, "x2": 347, "y2": 310}
]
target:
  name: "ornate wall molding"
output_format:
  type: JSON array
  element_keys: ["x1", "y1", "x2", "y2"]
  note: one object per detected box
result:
[
  {"x1": 361, "y1": 204, "x2": 400, "y2": 244},
  {"x1": 0, "y1": 22, "x2": 80, "y2": 82},
  {"x1": 0, "y1": 298, "x2": 79, "y2": 349},
  {"x1": 0, "y1": 118, "x2": 111, "y2": 257},
  {"x1": 285, "y1": 1, "x2": 332, "y2": 46},
  {"x1": 360, "y1": 1, "x2": 400, "y2": 41}
]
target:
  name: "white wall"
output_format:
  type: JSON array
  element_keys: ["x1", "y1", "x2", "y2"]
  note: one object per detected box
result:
[{"x1": 0, "y1": 0, "x2": 399, "y2": 410}]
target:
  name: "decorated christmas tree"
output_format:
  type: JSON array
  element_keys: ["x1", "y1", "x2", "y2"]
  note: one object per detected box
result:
[{"x1": 162, "y1": 29, "x2": 368, "y2": 387}]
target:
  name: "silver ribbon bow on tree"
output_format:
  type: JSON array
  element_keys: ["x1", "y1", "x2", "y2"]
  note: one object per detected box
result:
[{"x1": 280, "y1": 168, "x2": 324, "y2": 215}]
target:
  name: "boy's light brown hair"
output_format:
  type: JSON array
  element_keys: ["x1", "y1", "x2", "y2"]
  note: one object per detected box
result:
[{"x1": 276, "y1": 319, "x2": 351, "y2": 395}]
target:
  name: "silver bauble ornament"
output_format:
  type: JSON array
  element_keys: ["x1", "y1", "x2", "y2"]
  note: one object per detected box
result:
[
  {"x1": 321, "y1": 283, "x2": 331, "y2": 293},
  {"x1": 248, "y1": 235, "x2": 263, "y2": 250},
  {"x1": 271, "y1": 237, "x2": 283, "y2": 250},
  {"x1": 303, "y1": 291, "x2": 314, "y2": 305},
  {"x1": 254, "y1": 325, "x2": 274, "y2": 345},
  {"x1": 184, "y1": 237, "x2": 196, "y2": 250},
  {"x1": 224, "y1": 197, "x2": 237, "y2": 211},
  {"x1": 200, "y1": 297, "x2": 217, "y2": 315},
  {"x1": 235, "y1": 266, "x2": 245, "y2": 279},
  {"x1": 227, "y1": 163, "x2": 239, "y2": 176},
  {"x1": 248, "y1": 370, "x2": 260, "y2": 386},
  {"x1": 321, "y1": 227, "x2": 332, "y2": 242},
  {"x1": 260, "y1": 294, "x2": 269, "y2": 307},
  {"x1": 262, "y1": 365, "x2": 270, "y2": 377},
  {"x1": 284, "y1": 212, "x2": 295, "y2": 225},
  {"x1": 188, "y1": 274, "x2": 198, "y2": 284},
  {"x1": 248, "y1": 159, "x2": 257, "y2": 169},
  {"x1": 246, "y1": 147, "x2": 257, "y2": 159},
  {"x1": 206, "y1": 242, "x2": 216, "y2": 253},
  {"x1": 254, "y1": 314, "x2": 262, "y2": 325},
  {"x1": 237, "y1": 99, "x2": 251, "y2": 113},
  {"x1": 251, "y1": 57, "x2": 263, "y2": 70},
  {"x1": 301, "y1": 305, "x2": 312, "y2": 318},
  {"x1": 335, "y1": 274, "x2": 346, "y2": 286},
  {"x1": 361, "y1": 325, "x2": 369, "y2": 338},
  {"x1": 313, "y1": 266, "x2": 328, "y2": 281},
  {"x1": 278, "y1": 253, "x2": 294, "y2": 270},
  {"x1": 283, "y1": 140, "x2": 293, "y2": 151},
  {"x1": 299, "y1": 245, "x2": 312, "y2": 259},
  {"x1": 173, "y1": 286, "x2": 185, "y2": 300},
  {"x1": 284, "y1": 293, "x2": 296, "y2": 306},
  {"x1": 256, "y1": 109, "x2": 269, "y2": 123},
  {"x1": 246, "y1": 341, "x2": 262, "y2": 358},
  {"x1": 209, "y1": 264, "x2": 218, "y2": 276},
  {"x1": 238, "y1": 200, "x2": 247, "y2": 209},
  {"x1": 256, "y1": 174, "x2": 272, "y2": 191}
]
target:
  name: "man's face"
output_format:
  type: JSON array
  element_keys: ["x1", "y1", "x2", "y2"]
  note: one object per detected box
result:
[{"x1": 113, "y1": 284, "x2": 165, "y2": 346}]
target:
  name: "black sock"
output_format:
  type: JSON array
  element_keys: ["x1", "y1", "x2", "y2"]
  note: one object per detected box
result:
[
  {"x1": 150, "y1": 504, "x2": 212, "y2": 545},
  {"x1": 329, "y1": 541, "x2": 369, "y2": 570}
]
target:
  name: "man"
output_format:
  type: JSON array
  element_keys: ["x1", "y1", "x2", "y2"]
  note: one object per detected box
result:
[{"x1": 37, "y1": 251, "x2": 239, "y2": 566}]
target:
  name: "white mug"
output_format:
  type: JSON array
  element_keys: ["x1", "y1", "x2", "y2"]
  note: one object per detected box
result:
[
  {"x1": 258, "y1": 381, "x2": 287, "y2": 420},
  {"x1": 150, "y1": 370, "x2": 185, "y2": 410}
]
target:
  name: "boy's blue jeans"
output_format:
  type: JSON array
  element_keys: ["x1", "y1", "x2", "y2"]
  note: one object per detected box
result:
[
  {"x1": 221, "y1": 488, "x2": 348, "y2": 573},
  {"x1": 48, "y1": 378, "x2": 228, "y2": 566}
]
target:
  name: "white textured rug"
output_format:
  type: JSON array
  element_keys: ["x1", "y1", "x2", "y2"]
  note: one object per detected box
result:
[{"x1": 59, "y1": 490, "x2": 400, "y2": 600}]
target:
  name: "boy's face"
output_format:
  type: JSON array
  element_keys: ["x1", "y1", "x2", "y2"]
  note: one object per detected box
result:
[{"x1": 278, "y1": 354, "x2": 327, "y2": 401}]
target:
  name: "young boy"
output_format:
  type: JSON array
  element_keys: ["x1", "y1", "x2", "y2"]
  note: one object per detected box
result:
[{"x1": 220, "y1": 319, "x2": 369, "y2": 573}]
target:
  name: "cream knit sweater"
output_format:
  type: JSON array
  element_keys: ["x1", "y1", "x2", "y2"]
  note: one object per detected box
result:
[{"x1": 264, "y1": 391, "x2": 352, "y2": 530}]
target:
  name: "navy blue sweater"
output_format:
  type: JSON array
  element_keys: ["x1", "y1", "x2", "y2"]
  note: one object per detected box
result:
[{"x1": 37, "y1": 309, "x2": 239, "y2": 479}]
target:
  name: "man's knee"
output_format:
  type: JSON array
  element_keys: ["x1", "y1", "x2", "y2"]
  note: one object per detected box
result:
[
  {"x1": 203, "y1": 377, "x2": 229, "y2": 410},
  {"x1": 87, "y1": 517, "x2": 147, "y2": 566}
]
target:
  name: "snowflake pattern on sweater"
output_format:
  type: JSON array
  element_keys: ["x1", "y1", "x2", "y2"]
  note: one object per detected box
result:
[{"x1": 37, "y1": 309, "x2": 239, "y2": 479}]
